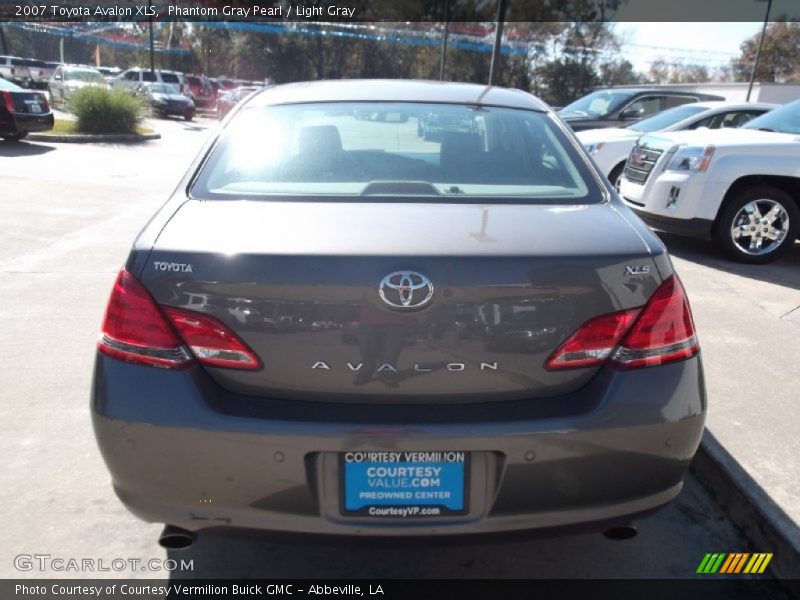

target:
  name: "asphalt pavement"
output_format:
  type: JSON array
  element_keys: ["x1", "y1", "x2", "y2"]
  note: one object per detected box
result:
[{"x1": 0, "y1": 114, "x2": 796, "y2": 588}]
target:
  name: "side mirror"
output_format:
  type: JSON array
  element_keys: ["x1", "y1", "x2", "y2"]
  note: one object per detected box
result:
[{"x1": 619, "y1": 107, "x2": 644, "y2": 120}]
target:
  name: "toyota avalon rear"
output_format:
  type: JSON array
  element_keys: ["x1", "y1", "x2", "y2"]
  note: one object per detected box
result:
[{"x1": 91, "y1": 80, "x2": 705, "y2": 540}]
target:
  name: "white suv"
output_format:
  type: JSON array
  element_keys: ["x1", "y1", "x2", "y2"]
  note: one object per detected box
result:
[
  {"x1": 618, "y1": 99, "x2": 800, "y2": 264},
  {"x1": 112, "y1": 68, "x2": 187, "y2": 94}
]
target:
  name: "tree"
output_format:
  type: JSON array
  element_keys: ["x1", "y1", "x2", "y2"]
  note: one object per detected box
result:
[
  {"x1": 646, "y1": 60, "x2": 710, "y2": 85},
  {"x1": 731, "y1": 20, "x2": 800, "y2": 83},
  {"x1": 598, "y1": 59, "x2": 642, "y2": 87}
]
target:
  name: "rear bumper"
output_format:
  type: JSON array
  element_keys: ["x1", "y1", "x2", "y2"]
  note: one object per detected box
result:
[
  {"x1": 92, "y1": 354, "x2": 706, "y2": 536},
  {"x1": 0, "y1": 111, "x2": 54, "y2": 135}
]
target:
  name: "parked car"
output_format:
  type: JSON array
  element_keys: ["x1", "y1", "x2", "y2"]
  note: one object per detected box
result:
[
  {"x1": 136, "y1": 83, "x2": 195, "y2": 121},
  {"x1": 217, "y1": 86, "x2": 259, "y2": 119},
  {"x1": 0, "y1": 77, "x2": 54, "y2": 141},
  {"x1": 210, "y1": 77, "x2": 237, "y2": 91},
  {"x1": 92, "y1": 80, "x2": 705, "y2": 542},
  {"x1": 619, "y1": 98, "x2": 800, "y2": 264},
  {"x1": 94, "y1": 66, "x2": 121, "y2": 79},
  {"x1": 185, "y1": 75, "x2": 216, "y2": 108},
  {"x1": 48, "y1": 65, "x2": 109, "y2": 107},
  {"x1": 22, "y1": 59, "x2": 50, "y2": 89},
  {"x1": 112, "y1": 68, "x2": 187, "y2": 96},
  {"x1": 579, "y1": 101, "x2": 777, "y2": 189},
  {"x1": 0, "y1": 55, "x2": 31, "y2": 87},
  {"x1": 417, "y1": 108, "x2": 472, "y2": 140},
  {"x1": 558, "y1": 88, "x2": 724, "y2": 132},
  {"x1": 42, "y1": 61, "x2": 64, "y2": 83}
]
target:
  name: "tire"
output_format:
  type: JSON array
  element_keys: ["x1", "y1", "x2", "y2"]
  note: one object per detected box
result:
[
  {"x1": 713, "y1": 185, "x2": 799, "y2": 264},
  {"x1": 608, "y1": 162, "x2": 625, "y2": 193},
  {"x1": 184, "y1": 110, "x2": 194, "y2": 121},
  {"x1": 2, "y1": 131, "x2": 28, "y2": 142}
]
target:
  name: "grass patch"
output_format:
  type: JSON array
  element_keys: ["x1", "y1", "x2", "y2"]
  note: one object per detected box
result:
[
  {"x1": 52, "y1": 119, "x2": 153, "y2": 136},
  {"x1": 67, "y1": 87, "x2": 144, "y2": 134}
]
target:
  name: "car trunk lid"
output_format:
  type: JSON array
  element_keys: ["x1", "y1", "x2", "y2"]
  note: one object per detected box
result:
[{"x1": 138, "y1": 200, "x2": 663, "y2": 403}]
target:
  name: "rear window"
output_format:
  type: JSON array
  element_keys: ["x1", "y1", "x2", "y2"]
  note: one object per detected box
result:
[
  {"x1": 192, "y1": 102, "x2": 601, "y2": 204},
  {"x1": 627, "y1": 104, "x2": 709, "y2": 132}
]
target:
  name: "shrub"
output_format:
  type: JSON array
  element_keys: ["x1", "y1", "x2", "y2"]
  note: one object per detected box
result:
[{"x1": 68, "y1": 87, "x2": 143, "y2": 135}]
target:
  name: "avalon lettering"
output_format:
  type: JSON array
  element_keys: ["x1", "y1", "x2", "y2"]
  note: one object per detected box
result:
[{"x1": 311, "y1": 361, "x2": 498, "y2": 372}]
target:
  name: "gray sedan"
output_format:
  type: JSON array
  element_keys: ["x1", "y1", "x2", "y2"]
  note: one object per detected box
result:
[{"x1": 92, "y1": 79, "x2": 705, "y2": 547}]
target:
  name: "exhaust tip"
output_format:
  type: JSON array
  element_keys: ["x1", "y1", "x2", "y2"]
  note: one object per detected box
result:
[
  {"x1": 603, "y1": 524, "x2": 638, "y2": 541},
  {"x1": 158, "y1": 525, "x2": 196, "y2": 550}
]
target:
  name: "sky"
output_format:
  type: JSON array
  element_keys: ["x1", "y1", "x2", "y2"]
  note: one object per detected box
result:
[{"x1": 614, "y1": 22, "x2": 765, "y2": 73}]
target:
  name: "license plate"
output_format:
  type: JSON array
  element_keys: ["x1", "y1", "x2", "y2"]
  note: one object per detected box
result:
[{"x1": 341, "y1": 451, "x2": 468, "y2": 517}]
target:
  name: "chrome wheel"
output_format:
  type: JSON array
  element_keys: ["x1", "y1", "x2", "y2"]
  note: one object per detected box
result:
[{"x1": 730, "y1": 199, "x2": 789, "y2": 256}]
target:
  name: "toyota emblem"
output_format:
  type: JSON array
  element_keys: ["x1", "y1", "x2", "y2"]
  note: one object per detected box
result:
[{"x1": 378, "y1": 271, "x2": 434, "y2": 310}]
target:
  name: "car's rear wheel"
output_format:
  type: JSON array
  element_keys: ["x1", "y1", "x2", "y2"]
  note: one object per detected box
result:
[
  {"x1": 714, "y1": 185, "x2": 799, "y2": 264},
  {"x1": 184, "y1": 109, "x2": 195, "y2": 121},
  {"x1": 2, "y1": 131, "x2": 28, "y2": 142}
]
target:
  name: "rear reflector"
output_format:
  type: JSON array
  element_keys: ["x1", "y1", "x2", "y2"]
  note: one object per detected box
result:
[
  {"x1": 546, "y1": 275, "x2": 698, "y2": 371},
  {"x1": 163, "y1": 307, "x2": 262, "y2": 370},
  {"x1": 98, "y1": 270, "x2": 193, "y2": 369},
  {"x1": 98, "y1": 269, "x2": 262, "y2": 370},
  {"x1": 611, "y1": 276, "x2": 698, "y2": 369}
]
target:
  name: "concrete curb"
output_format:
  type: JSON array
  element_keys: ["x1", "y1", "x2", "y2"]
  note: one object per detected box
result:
[
  {"x1": 28, "y1": 132, "x2": 160, "y2": 143},
  {"x1": 691, "y1": 429, "x2": 800, "y2": 581}
]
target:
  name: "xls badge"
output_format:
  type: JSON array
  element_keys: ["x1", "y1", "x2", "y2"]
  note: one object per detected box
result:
[{"x1": 378, "y1": 271, "x2": 434, "y2": 310}]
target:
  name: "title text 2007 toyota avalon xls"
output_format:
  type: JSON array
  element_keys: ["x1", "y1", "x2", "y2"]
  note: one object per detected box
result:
[{"x1": 92, "y1": 80, "x2": 705, "y2": 543}]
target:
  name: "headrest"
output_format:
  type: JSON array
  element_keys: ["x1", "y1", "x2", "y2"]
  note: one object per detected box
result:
[{"x1": 297, "y1": 125, "x2": 343, "y2": 155}]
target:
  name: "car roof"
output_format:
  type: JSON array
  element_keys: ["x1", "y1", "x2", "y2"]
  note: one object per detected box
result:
[
  {"x1": 594, "y1": 87, "x2": 716, "y2": 95},
  {"x1": 246, "y1": 79, "x2": 549, "y2": 111},
  {"x1": 685, "y1": 100, "x2": 778, "y2": 110}
]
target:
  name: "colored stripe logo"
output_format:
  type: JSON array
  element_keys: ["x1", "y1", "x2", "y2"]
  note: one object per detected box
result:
[{"x1": 697, "y1": 553, "x2": 773, "y2": 574}]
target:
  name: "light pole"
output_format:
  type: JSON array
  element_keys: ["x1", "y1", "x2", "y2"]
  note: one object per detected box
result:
[
  {"x1": 488, "y1": 0, "x2": 508, "y2": 85},
  {"x1": 746, "y1": 0, "x2": 772, "y2": 102},
  {"x1": 439, "y1": 0, "x2": 450, "y2": 81},
  {"x1": 148, "y1": 0, "x2": 155, "y2": 75}
]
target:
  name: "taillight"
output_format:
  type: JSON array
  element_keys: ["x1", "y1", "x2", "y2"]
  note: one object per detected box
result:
[
  {"x1": 2, "y1": 91, "x2": 14, "y2": 112},
  {"x1": 163, "y1": 307, "x2": 261, "y2": 370},
  {"x1": 98, "y1": 270, "x2": 193, "y2": 369},
  {"x1": 546, "y1": 309, "x2": 640, "y2": 370},
  {"x1": 611, "y1": 276, "x2": 698, "y2": 369},
  {"x1": 546, "y1": 275, "x2": 698, "y2": 371},
  {"x1": 98, "y1": 270, "x2": 261, "y2": 370},
  {"x1": 38, "y1": 93, "x2": 49, "y2": 111}
]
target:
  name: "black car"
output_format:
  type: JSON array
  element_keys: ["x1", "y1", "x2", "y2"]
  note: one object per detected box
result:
[
  {"x1": 0, "y1": 76, "x2": 53, "y2": 141},
  {"x1": 137, "y1": 83, "x2": 195, "y2": 121},
  {"x1": 558, "y1": 88, "x2": 724, "y2": 132}
]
